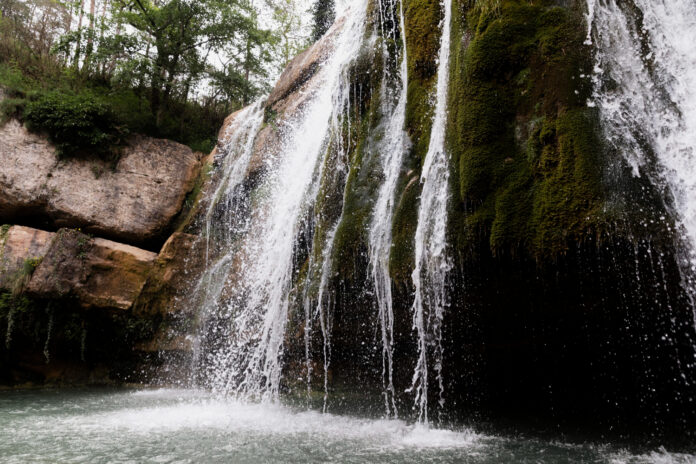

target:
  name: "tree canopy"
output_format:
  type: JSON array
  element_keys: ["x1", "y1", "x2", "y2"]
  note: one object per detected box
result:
[{"x1": 0, "y1": 0, "x2": 315, "y2": 152}]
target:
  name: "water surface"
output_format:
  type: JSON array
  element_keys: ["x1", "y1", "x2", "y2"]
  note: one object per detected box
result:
[{"x1": 0, "y1": 389, "x2": 693, "y2": 463}]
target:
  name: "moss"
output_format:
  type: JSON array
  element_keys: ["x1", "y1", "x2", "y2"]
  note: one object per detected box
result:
[
  {"x1": 383, "y1": 0, "x2": 451, "y2": 283},
  {"x1": 174, "y1": 162, "x2": 213, "y2": 234},
  {"x1": 447, "y1": 0, "x2": 602, "y2": 259},
  {"x1": 403, "y1": 0, "x2": 440, "y2": 166},
  {"x1": 0, "y1": 225, "x2": 10, "y2": 243},
  {"x1": 389, "y1": 172, "x2": 420, "y2": 281},
  {"x1": 328, "y1": 41, "x2": 385, "y2": 280},
  {"x1": 331, "y1": 108, "x2": 382, "y2": 279}
]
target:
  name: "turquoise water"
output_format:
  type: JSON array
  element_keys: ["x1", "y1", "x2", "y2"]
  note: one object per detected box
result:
[{"x1": 0, "y1": 389, "x2": 693, "y2": 463}]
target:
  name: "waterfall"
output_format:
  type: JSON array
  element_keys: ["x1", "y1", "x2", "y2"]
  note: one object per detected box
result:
[
  {"x1": 408, "y1": 0, "x2": 453, "y2": 424},
  {"x1": 367, "y1": 0, "x2": 409, "y2": 418},
  {"x1": 189, "y1": 101, "x2": 265, "y2": 385},
  {"x1": 193, "y1": 0, "x2": 367, "y2": 400},
  {"x1": 587, "y1": 0, "x2": 696, "y2": 298}
]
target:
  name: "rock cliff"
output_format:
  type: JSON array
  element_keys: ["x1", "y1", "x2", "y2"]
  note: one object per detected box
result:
[{"x1": 0, "y1": 119, "x2": 202, "y2": 248}]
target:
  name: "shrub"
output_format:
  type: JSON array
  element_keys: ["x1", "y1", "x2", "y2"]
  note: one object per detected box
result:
[
  {"x1": 0, "y1": 97, "x2": 26, "y2": 123},
  {"x1": 23, "y1": 91, "x2": 125, "y2": 158}
]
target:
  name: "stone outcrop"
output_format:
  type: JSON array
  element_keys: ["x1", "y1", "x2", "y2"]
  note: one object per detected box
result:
[
  {"x1": 134, "y1": 231, "x2": 203, "y2": 317},
  {"x1": 0, "y1": 120, "x2": 202, "y2": 247},
  {"x1": 0, "y1": 226, "x2": 159, "y2": 310},
  {"x1": 25, "y1": 229, "x2": 156, "y2": 310}
]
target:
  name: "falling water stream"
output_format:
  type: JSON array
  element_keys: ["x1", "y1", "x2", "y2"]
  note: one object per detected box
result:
[
  {"x1": 192, "y1": 0, "x2": 367, "y2": 399},
  {"x1": 367, "y1": 0, "x2": 409, "y2": 417},
  {"x1": 5, "y1": 2, "x2": 696, "y2": 463},
  {"x1": 409, "y1": 0, "x2": 454, "y2": 424},
  {"x1": 587, "y1": 0, "x2": 696, "y2": 296}
]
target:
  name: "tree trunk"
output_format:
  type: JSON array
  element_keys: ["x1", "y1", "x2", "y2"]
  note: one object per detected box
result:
[
  {"x1": 73, "y1": 0, "x2": 85, "y2": 69},
  {"x1": 82, "y1": 0, "x2": 96, "y2": 73},
  {"x1": 99, "y1": 0, "x2": 109, "y2": 76}
]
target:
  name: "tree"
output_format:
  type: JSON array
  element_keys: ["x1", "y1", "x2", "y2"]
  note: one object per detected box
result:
[
  {"x1": 264, "y1": 0, "x2": 305, "y2": 69},
  {"x1": 112, "y1": 0, "x2": 273, "y2": 122},
  {"x1": 310, "y1": 0, "x2": 333, "y2": 42}
]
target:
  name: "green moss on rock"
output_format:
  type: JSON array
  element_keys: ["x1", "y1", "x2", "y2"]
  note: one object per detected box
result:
[{"x1": 448, "y1": 0, "x2": 603, "y2": 258}]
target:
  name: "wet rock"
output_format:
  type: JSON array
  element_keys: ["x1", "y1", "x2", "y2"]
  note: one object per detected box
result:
[
  {"x1": 134, "y1": 231, "x2": 203, "y2": 317},
  {"x1": 213, "y1": 16, "x2": 346, "y2": 185}
]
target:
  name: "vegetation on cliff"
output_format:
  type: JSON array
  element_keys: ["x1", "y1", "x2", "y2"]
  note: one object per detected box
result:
[{"x1": 0, "y1": 0, "x2": 310, "y2": 154}]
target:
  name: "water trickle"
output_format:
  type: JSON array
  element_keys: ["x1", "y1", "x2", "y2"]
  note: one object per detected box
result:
[
  {"x1": 408, "y1": 0, "x2": 454, "y2": 424},
  {"x1": 368, "y1": 0, "x2": 409, "y2": 417},
  {"x1": 193, "y1": 0, "x2": 368, "y2": 401},
  {"x1": 43, "y1": 304, "x2": 53, "y2": 364},
  {"x1": 587, "y1": 0, "x2": 696, "y2": 299}
]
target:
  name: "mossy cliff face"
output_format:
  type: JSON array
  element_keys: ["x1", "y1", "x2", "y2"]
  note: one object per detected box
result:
[{"x1": 447, "y1": 0, "x2": 600, "y2": 258}]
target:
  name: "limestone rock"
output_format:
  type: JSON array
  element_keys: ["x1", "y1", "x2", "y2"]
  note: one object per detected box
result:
[
  {"x1": 134, "y1": 231, "x2": 204, "y2": 317},
  {"x1": 0, "y1": 120, "x2": 201, "y2": 246},
  {"x1": 26, "y1": 228, "x2": 157, "y2": 310},
  {"x1": 0, "y1": 120, "x2": 56, "y2": 216},
  {"x1": 0, "y1": 225, "x2": 54, "y2": 292}
]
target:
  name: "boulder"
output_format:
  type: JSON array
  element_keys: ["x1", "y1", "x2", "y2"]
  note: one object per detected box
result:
[
  {"x1": 25, "y1": 228, "x2": 157, "y2": 310},
  {"x1": 0, "y1": 120, "x2": 201, "y2": 247},
  {"x1": 0, "y1": 225, "x2": 54, "y2": 292}
]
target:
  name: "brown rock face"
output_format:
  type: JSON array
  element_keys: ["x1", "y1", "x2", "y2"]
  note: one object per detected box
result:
[
  {"x1": 134, "y1": 231, "x2": 204, "y2": 317},
  {"x1": 25, "y1": 228, "x2": 156, "y2": 310},
  {"x1": 0, "y1": 121, "x2": 201, "y2": 247},
  {"x1": 0, "y1": 225, "x2": 54, "y2": 292}
]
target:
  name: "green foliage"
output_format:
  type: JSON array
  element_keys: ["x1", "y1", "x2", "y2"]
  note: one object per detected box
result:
[
  {"x1": 311, "y1": 0, "x2": 335, "y2": 41},
  {"x1": 0, "y1": 224, "x2": 10, "y2": 242},
  {"x1": 0, "y1": 0, "x2": 304, "y2": 154},
  {"x1": 23, "y1": 91, "x2": 124, "y2": 158},
  {"x1": 22, "y1": 257, "x2": 43, "y2": 276}
]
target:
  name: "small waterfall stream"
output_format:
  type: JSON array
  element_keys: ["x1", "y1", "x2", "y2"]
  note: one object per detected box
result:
[
  {"x1": 587, "y1": 0, "x2": 696, "y2": 299},
  {"x1": 367, "y1": 0, "x2": 409, "y2": 417},
  {"x1": 408, "y1": 0, "x2": 454, "y2": 424}
]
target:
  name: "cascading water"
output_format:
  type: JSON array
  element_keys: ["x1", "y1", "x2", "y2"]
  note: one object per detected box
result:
[
  {"x1": 367, "y1": 0, "x2": 409, "y2": 417},
  {"x1": 408, "y1": 0, "x2": 453, "y2": 424},
  {"x1": 587, "y1": 0, "x2": 696, "y2": 298},
  {"x1": 188, "y1": 101, "x2": 265, "y2": 383},
  {"x1": 192, "y1": 0, "x2": 367, "y2": 400}
]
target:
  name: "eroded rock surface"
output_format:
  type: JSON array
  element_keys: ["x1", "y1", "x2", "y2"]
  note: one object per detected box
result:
[
  {"x1": 0, "y1": 225, "x2": 54, "y2": 291},
  {"x1": 25, "y1": 228, "x2": 156, "y2": 310},
  {"x1": 0, "y1": 121, "x2": 201, "y2": 246}
]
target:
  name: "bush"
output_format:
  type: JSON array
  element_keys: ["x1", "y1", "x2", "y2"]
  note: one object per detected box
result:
[
  {"x1": 23, "y1": 92, "x2": 125, "y2": 158},
  {"x1": 0, "y1": 97, "x2": 25, "y2": 123}
]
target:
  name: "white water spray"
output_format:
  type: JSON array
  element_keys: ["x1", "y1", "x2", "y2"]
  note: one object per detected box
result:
[
  {"x1": 408, "y1": 0, "x2": 453, "y2": 424},
  {"x1": 196, "y1": 0, "x2": 367, "y2": 400},
  {"x1": 587, "y1": 0, "x2": 696, "y2": 288}
]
